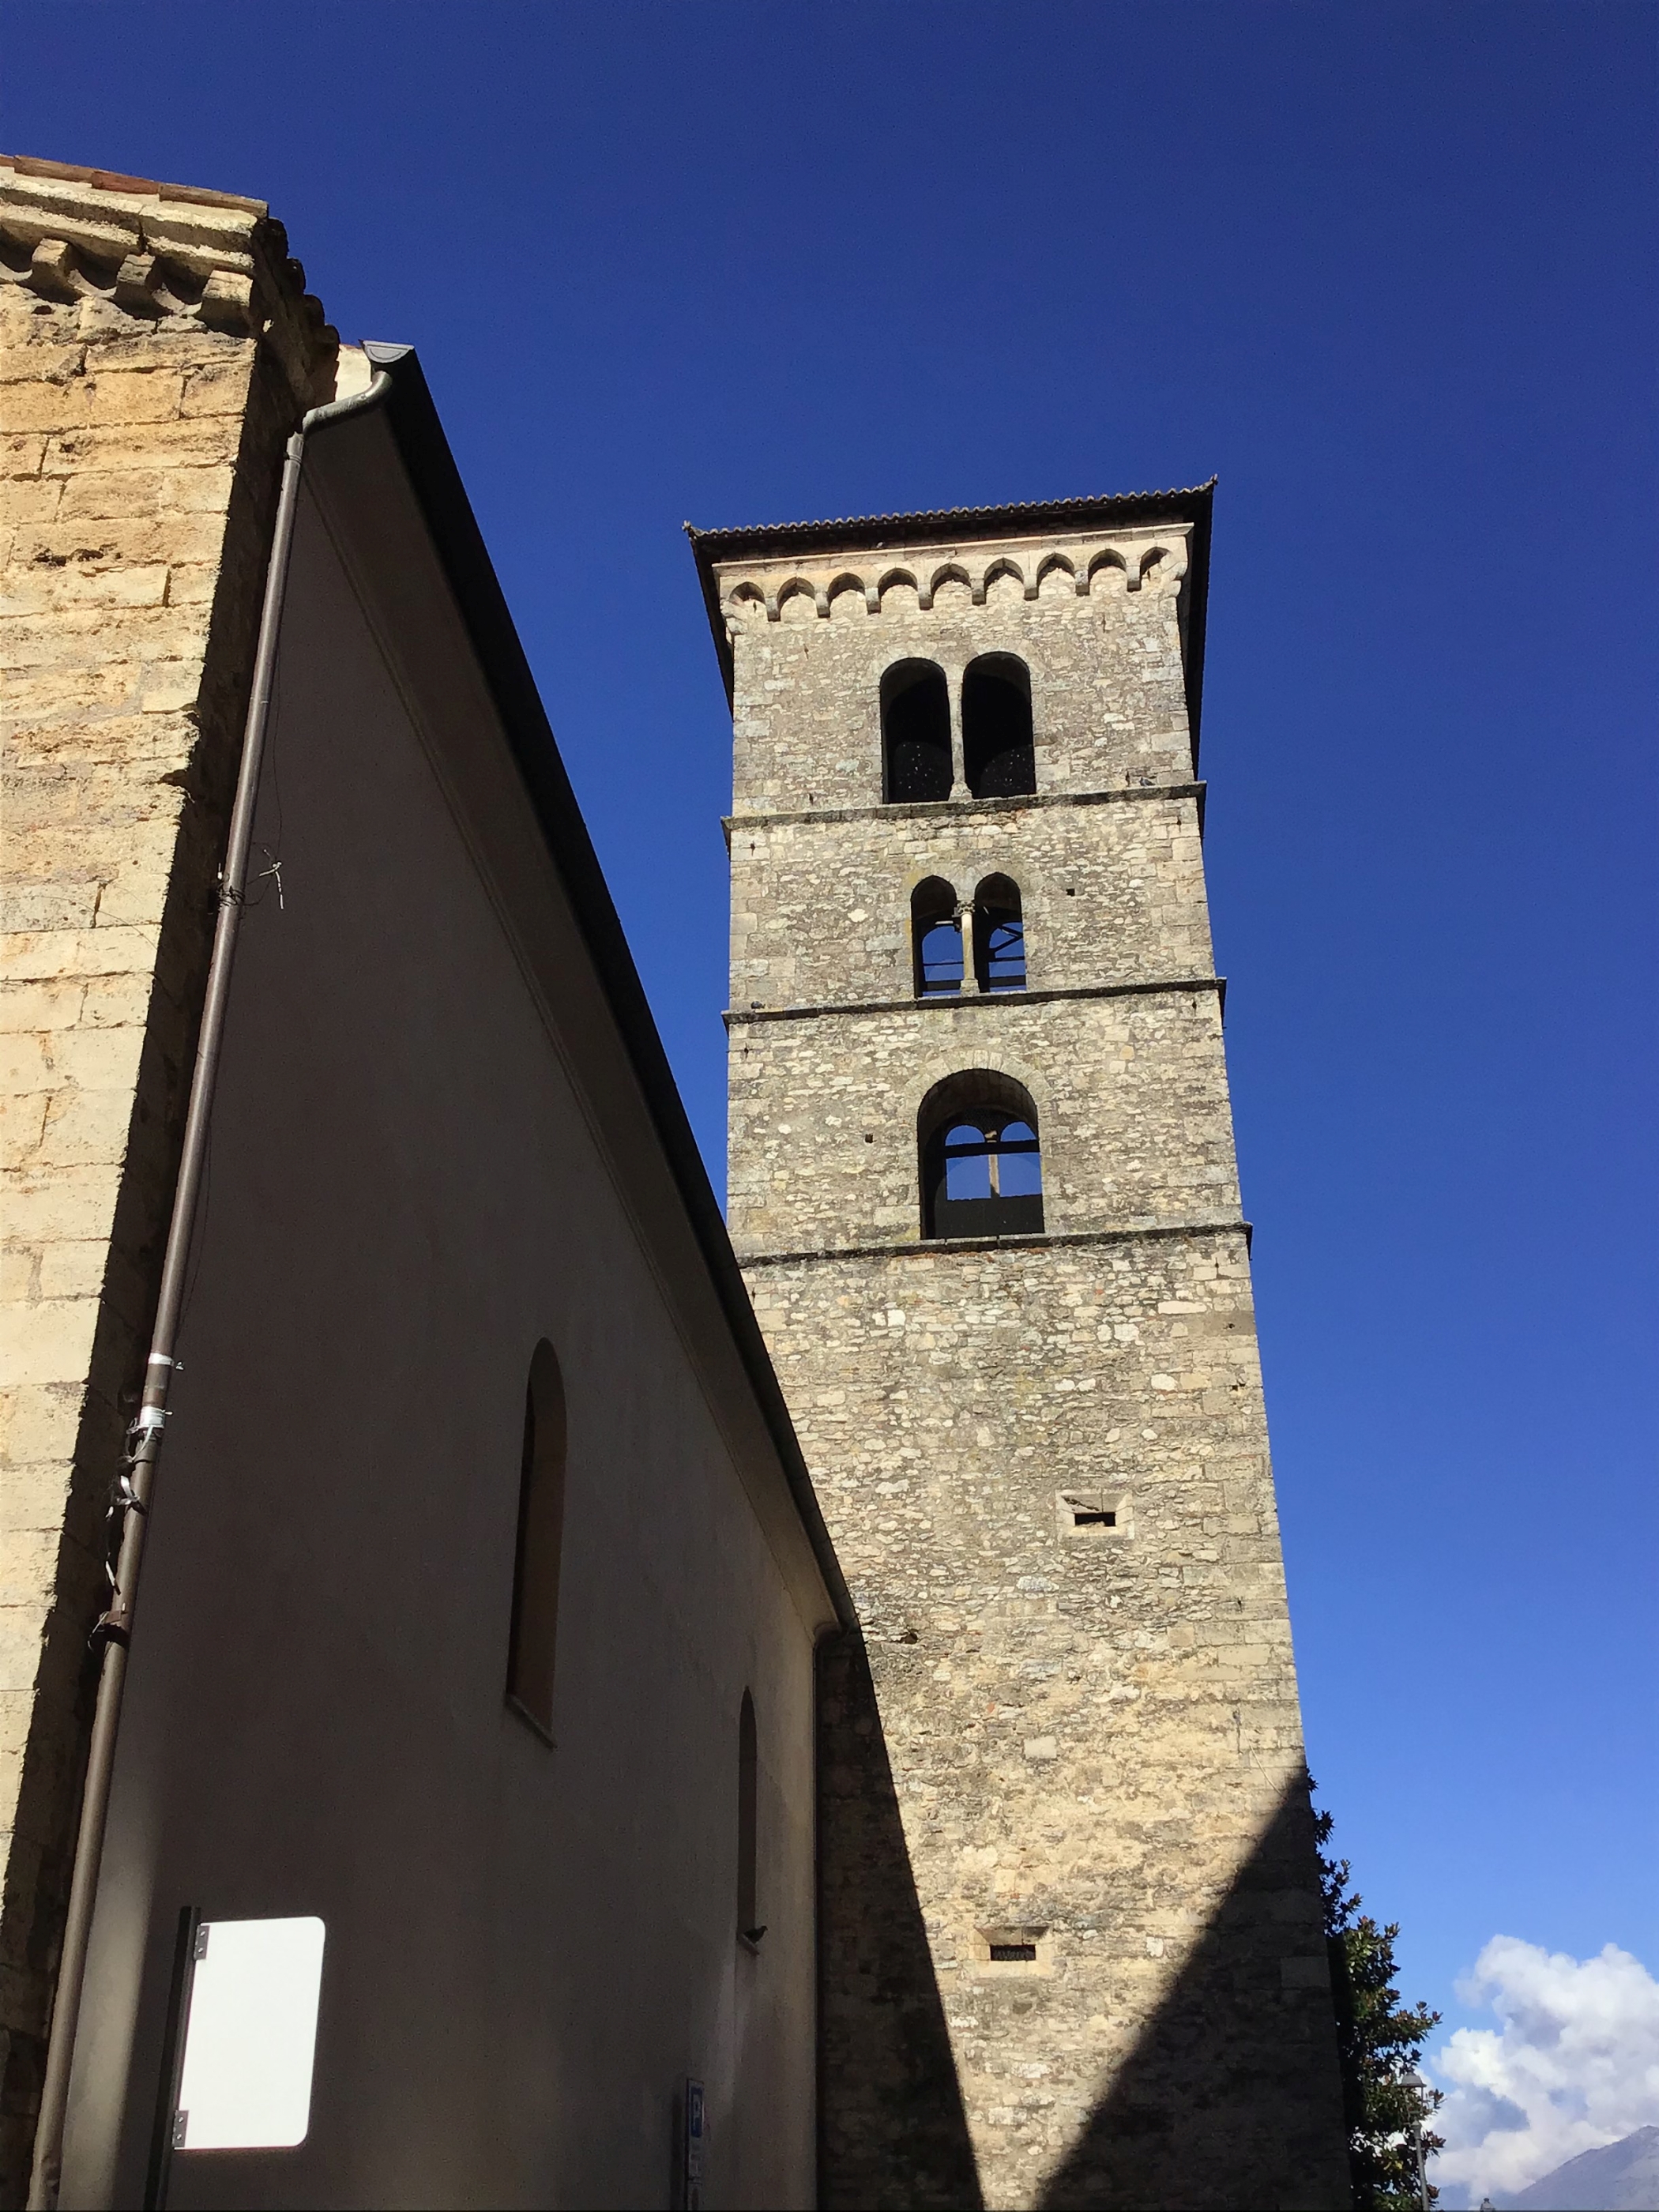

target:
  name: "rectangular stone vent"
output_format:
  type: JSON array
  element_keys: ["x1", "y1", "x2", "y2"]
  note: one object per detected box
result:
[
  {"x1": 1055, "y1": 1490, "x2": 1133, "y2": 1543},
  {"x1": 976, "y1": 1926, "x2": 1050, "y2": 1975}
]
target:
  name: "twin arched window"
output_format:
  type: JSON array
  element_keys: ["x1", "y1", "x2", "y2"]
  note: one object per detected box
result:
[
  {"x1": 911, "y1": 875, "x2": 1026, "y2": 997},
  {"x1": 881, "y1": 656, "x2": 1036, "y2": 803},
  {"x1": 920, "y1": 1072, "x2": 1044, "y2": 1240}
]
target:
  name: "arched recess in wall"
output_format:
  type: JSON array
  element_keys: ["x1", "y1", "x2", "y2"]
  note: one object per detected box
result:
[
  {"x1": 506, "y1": 1338, "x2": 567, "y2": 1740},
  {"x1": 961, "y1": 655, "x2": 1035, "y2": 798},
  {"x1": 738, "y1": 1689, "x2": 762, "y2": 1942},
  {"x1": 881, "y1": 660, "x2": 952, "y2": 803},
  {"x1": 1087, "y1": 547, "x2": 1129, "y2": 592},
  {"x1": 972, "y1": 875, "x2": 1026, "y2": 992},
  {"x1": 912, "y1": 878, "x2": 963, "y2": 996},
  {"x1": 918, "y1": 1070, "x2": 1044, "y2": 1240}
]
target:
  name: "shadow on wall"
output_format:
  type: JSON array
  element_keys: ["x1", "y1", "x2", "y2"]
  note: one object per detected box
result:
[
  {"x1": 817, "y1": 1634, "x2": 984, "y2": 2211},
  {"x1": 1040, "y1": 1771, "x2": 1349, "y2": 2212}
]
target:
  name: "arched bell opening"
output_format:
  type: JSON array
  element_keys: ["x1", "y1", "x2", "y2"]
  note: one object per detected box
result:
[
  {"x1": 919, "y1": 1071, "x2": 1044, "y2": 1240},
  {"x1": 961, "y1": 655, "x2": 1035, "y2": 799},
  {"x1": 881, "y1": 660, "x2": 952, "y2": 803}
]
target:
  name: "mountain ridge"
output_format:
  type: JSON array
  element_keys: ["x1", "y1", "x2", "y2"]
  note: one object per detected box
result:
[{"x1": 1493, "y1": 2124, "x2": 1659, "y2": 2211}]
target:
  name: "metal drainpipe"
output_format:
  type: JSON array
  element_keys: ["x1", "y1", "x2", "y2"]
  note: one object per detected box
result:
[{"x1": 26, "y1": 364, "x2": 393, "y2": 2212}]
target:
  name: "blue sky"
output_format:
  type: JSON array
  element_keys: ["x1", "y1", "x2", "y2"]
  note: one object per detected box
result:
[{"x1": 9, "y1": 2, "x2": 1653, "y2": 2184}]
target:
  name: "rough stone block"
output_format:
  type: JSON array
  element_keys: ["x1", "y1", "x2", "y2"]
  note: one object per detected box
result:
[
  {"x1": 0, "y1": 1385, "x2": 84, "y2": 1474},
  {"x1": 42, "y1": 415, "x2": 243, "y2": 476},
  {"x1": 2, "y1": 1165, "x2": 125, "y2": 1248},
  {"x1": 0, "y1": 434, "x2": 47, "y2": 477},
  {"x1": 0, "y1": 1297, "x2": 100, "y2": 1390},
  {"x1": 0, "y1": 478, "x2": 61, "y2": 524}
]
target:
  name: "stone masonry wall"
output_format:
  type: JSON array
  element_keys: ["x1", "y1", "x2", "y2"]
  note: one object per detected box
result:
[
  {"x1": 0, "y1": 156, "x2": 331, "y2": 2198},
  {"x1": 713, "y1": 513, "x2": 1349, "y2": 2205},
  {"x1": 724, "y1": 528, "x2": 1194, "y2": 818},
  {"x1": 728, "y1": 789, "x2": 1213, "y2": 1013},
  {"x1": 753, "y1": 1233, "x2": 1341, "y2": 2208},
  {"x1": 728, "y1": 990, "x2": 1238, "y2": 1257}
]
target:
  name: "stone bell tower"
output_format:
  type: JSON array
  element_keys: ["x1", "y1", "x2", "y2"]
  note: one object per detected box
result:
[{"x1": 690, "y1": 491, "x2": 1349, "y2": 2210}]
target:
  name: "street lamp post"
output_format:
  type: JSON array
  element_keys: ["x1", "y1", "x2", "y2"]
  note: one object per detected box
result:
[{"x1": 1404, "y1": 2067, "x2": 1432, "y2": 2210}]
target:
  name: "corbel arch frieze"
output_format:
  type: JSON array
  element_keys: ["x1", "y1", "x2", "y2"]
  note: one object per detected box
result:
[
  {"x1": 720, "y1": 530, "x2": 1190, "y2": 624},
  {"x1": 979, "y1": 556, "x2": 1025, "y2": 605},
  {"x1": 921, "y1": 561, "x2": 972, "y2": 611},
  {"x1": 1085, "y1": 546, "x2": 1131, "y2": 592},
  {"x1": 773, "y1": 577, "x2": 821, "y2": 623},
  {"x1": 1133, "y1": 540, "x2": 1189, "y2": 592},
  {"x1": 1029, "y1": 551, "x2": 1077, "y2": 601},
  {"x1": 725, "y1": 581, "x2": 768, "y2": 623}
]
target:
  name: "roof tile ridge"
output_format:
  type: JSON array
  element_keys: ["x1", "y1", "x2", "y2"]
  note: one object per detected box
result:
[
  {"x1": 687, "y1": 480, "x2": 1218, "y2": 543},
  {"x1": 0, "y1": 152, "x2": 268, "y2": 216}
]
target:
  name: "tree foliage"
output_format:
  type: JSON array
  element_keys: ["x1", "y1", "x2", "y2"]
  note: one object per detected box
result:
[{"x1": 1314, "y1": 1790, "x2": 1445, "y2": 2210}]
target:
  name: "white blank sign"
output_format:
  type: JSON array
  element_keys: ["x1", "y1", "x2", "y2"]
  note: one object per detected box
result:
[{"x1": 176, "y1": 1916, "x2": 325, "y2": 2151}]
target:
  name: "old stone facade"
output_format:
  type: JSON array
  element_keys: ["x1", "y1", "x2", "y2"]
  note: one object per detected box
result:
[
  {"x1": 698, "y1": 499, "x2": 1350, "y2": 2207},
  {"x1": 0, "y1": 156, "x2": 333, "y2": 2199}
]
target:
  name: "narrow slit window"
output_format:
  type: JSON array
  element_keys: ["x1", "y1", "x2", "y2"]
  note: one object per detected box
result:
[
  {"x1": 507, "y1": 1340, "x2": 567, "y2": 1740},
  {"x1": 738, "y1": 1690, "x2": 763, "y2": 1943},
  {"x1": 989, "y1": 1942, "x2": 1037, "y2": 1963},
  {"x1": 1059, "y1": 1489, "x2": 1130, "y2": 1543}
]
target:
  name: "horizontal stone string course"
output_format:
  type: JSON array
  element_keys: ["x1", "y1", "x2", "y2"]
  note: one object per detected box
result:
[
  {"x1": 724, "y1": 976, "x2": 1225, "y2": 1027},
  {"x1": 724, "y1": 778, "x2": 1206, "y2": 834},
  {"x1": 739, "y1": 1218, "x2": 1253, "y2": 1269}
]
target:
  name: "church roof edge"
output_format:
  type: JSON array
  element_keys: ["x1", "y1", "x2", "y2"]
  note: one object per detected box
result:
[{"x1": 348, "y1": 348, "x2": 856, "y2": 1638}]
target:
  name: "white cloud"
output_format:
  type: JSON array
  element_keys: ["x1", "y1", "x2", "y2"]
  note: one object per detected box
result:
[{"x1": 1430, "y1": 1936, "x2": 1659, "y2": 2205}]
